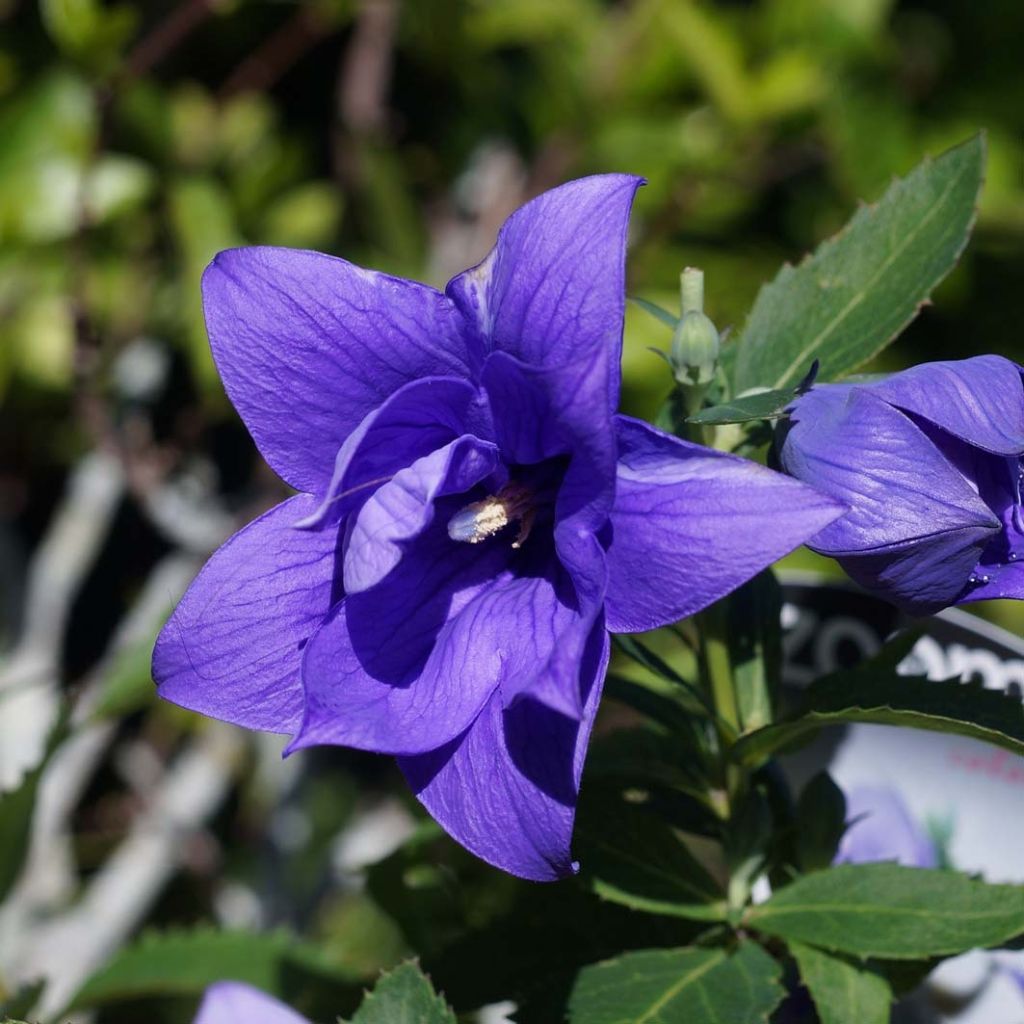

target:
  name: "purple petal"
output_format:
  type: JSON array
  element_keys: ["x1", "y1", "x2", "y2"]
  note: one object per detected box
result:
[
  {"x1": 604, "y1": 417, "x2": 844, "y2": 633},
  {"x1": 836, "y1": 527, "x2": 1001, "y2": 615},
  {"x1": 343, "y1": 436, "x2": 499, "y2": 593},
  {"x1": 868, "y1": 356, "x2": 1024, "y2": 456},
  {"x1": 400, "y1": 621, "x2": 609, "y2": 881},
  {"x1": 203, "y1": 248, "x2": 477, "y2": 494},
  {"x1": 290, "y1": 516, "x2": 516, "y2": 755},
  {"x1": 448, "y1": 175, "x2": 642, "y2": 414},
  {"x1": 194, "y1": 982, "x2": 308, "y2": 1024},
  {"x1": 918, "y1": 432, "x2": 1024, "y2": 604},
  {"x1": 782, "y1": 386, "x2": 999, "y2": 554},
  {"x1": 296, "y1": 376, "x2": 492, "y2": 529},
  {"x1": 834, "y1": 787, "x2": 938, "y2": 869},
  {"x1": 960, "y1": 560, "x2": 1024, "y2": 603},
  {"x1": 154, "y1": 495, "x2": 339, "y2": 734},
  {"x1": 482, "y1": 351, "x2": 615, "y2": 614},
  {"x1": 780, "y1": 386, "x2": 1000, "y2": 613},
  {"x1": 477, "y1": 567, "x2": 588, "y2": 721}
]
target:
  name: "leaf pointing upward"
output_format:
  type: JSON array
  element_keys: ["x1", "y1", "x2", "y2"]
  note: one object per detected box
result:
[{"x1": 733, "y1": 134, "x2": 984, "y2": 392}]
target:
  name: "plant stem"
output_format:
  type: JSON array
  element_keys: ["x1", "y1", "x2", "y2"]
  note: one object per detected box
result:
[
  {"x1": 698, "y1": 600, "x2": 744, "y2": 820},
  {"x1": 701, "y1": 603, "x2": 740, "y2": 737}
]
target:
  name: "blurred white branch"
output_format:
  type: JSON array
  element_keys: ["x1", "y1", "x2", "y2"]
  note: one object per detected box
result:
[
  {"x1": 0, "y1": 443, "x2": 245, "y2": 1020},
  {"x1": 0, "y1": 451, "x2": 124, "y2": 789},
  {"x1": 16, "y1": 722, "x2": 245, "y2": 1020}
]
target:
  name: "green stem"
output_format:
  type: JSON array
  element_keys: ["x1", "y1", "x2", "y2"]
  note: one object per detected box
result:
[
  {"x1": 707, "y1": 635, "x2": 738, "y2": 732},
  {"x1": 701, "y1": 604, "x2": 740, "y2": 736},
  {"x1": 698, "y1": 601, "x2": 744, "y2": 816}
]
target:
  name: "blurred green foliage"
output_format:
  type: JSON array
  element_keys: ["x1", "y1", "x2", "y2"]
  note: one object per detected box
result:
[{"x1": 1, "y1": 0, "x2": 1022, "y2": 416}]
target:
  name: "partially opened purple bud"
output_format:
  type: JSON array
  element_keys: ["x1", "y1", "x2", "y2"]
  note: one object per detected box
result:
[
  {"x1": 194, "y1": 982, "x2": 309, "y2": 1024},
  {"x1": 153, "y1": 175, "x2": 843, "y2": 880},
  {"x1": 779, "y1": 356, "x2": 1024, "y2": 615},
  {"x1": 834, "y1": 786, "x2": 938, "y2": 869}
]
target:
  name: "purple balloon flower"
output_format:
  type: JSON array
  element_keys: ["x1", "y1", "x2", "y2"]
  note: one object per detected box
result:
[
  {"x1": 834, "y1": 786, "x2": 938, "y2": 868},
  {"x1": 153, "y1": 174, "x2": 841, "y2": 879},
  {"x1": 779, "y1": 355, "x2": 1024, "y2": 615},
  {"x1": 194, "y1": 982, "x2": 308, "y2": 1024}
]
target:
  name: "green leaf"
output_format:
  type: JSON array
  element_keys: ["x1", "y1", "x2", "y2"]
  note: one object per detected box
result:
[
  {"x1": 688, "y1": 362, "x2": 818, "y2": 425},
  {"x1": 423, "y1": 862, "x2": 703, "y2": 1016},
  {"x1": 610, "y1": 635, "x2": 714, "y2": 720},
  {"x1": 723, "y1": 570, "x2": 782, "y2": 732},
  {"x1": 567, "y1": 942, "x2": 784, "y2": 1023},
  {"x1": 344, "y1": 962, "x2": 455, "y2": 1024},
  {"x1": 790, "y1": 942, "x2": 892, "y2": 1024},
  {"x1": 631, "y1": 296, "x2": 679, "y2": 330},
  {"x1": 575, "y1": 784, "x2": 727, "y2": 922},
  {"x1": 68, "y1": 927, "x2": 364, "y2": 1012},
  {"x1": 794, "y1": 772, "x2": 847, "y2": 873},
  {"x1": 732, "y1": 134, "x2": 984, "y2": 392},
  {"x1": 612, "y1": 634, "x2": 693, "y2": 688},
  {"x1": 869, "y1": 956, "x2": 941, "y2": 997},
  {"x1": 861, "y1": 627, "x2": 925, "y2": 671},
  {"x1": 687, "y1": 386, "x2": 798, "y2": 424},
  {"x1": 748, "y1": 863, "x2": 1024, "y2": 958},
  {"x1": 732, "y1": 670, "x2": 1024, "y2": 767},
  {"x1": 0, "y1": 709, "x2": 68, "y2": 902}
]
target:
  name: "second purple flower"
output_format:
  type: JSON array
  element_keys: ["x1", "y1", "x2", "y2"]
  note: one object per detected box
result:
[{"x1": 779, "y1": 356, "x2": 1024, "y2": 615}]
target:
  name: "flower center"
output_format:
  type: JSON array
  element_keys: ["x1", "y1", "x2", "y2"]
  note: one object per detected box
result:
[{"x1": 447, "y1": 481, "x2": 536, "y2": 549}]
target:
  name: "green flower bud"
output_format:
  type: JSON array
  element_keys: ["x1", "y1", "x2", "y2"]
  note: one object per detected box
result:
[{"x1": 670, "y1": 268, "x2": 720, "y2": 386}]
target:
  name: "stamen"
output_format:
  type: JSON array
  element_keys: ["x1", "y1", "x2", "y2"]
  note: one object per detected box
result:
[
  {"x1": 448, "y1": 482, "x2": 535, "y2": 547},
  {"x1": 448, "y1": 499, "x2": 509, "y2": 544},
  {"x1": 512, "y1": 508, "x2": 535, "y2": 549}
]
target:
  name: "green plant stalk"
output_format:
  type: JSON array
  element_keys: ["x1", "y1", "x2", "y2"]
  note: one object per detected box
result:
[
  {"x1": 696, "y1": 601, "x2": 746, "y2": 834},
  {"x1": 701, "y1": 603, "x2": 740, "y2": 738}
]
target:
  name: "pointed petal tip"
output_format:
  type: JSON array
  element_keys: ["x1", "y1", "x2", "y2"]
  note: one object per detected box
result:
[
  {"x1": 200, "y1": 246, "x2": 474, "y2": 493},
  {"x1": 151, "y1": 495, "x2": 336, "y2": 736},
  {"x1": 605, "y1": 416, "x2": 853, "y2": 632}
]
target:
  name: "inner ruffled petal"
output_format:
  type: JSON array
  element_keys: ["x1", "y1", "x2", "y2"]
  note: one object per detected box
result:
[
  {"x1": 481, "y1": 350, "x2": 615, "y2": 614},
  {"x1": 290, "y1": 512, "x2": 514, "y2": 756},
  {"x1": 296, "y1": 375, "x2": 492, "y2": 529},
  {"x1": 913, "y1": 425, "x2": 1024, "y2": 600},
  {"x1": 343, "y1": 435, "x2": 500, "y2": 594}
]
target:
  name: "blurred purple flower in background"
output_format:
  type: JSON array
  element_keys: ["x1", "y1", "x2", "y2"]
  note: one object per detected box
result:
[
  {"x1": 194, "y1": 982, "x2": 308, "y2": 1024},
  {"x1": 779, "y1": 356, "x2": 1024, "y2": 615},
  {"x1": 153, "y1": 175, "x2": 841, "y2": 879},
  {"x1": 835, "y1": 786, "x2": 938, "y2": 868}
]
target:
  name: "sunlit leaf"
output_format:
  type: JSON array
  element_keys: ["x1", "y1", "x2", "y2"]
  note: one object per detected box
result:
[
  {"x1": 790, "y1": 941, "x2": 892, "y2": 1024},
  {"x1": 567, "y1": 943, "x2": 783, "y2": 1023},
  {"x1": 343, "y1": 962, "x2": 455, "y2": 1024},
  {"x1": 732, "y1": 670, "x2": 1024, "y2": 767},
  {"x1": 749, "y1": 864, "x2": 1024, "y2": 958},
  {"x1": 733, "y1": 135, "x2": 984, "y2": 391}
]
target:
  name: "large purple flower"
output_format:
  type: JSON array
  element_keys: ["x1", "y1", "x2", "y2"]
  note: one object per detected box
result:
[
  {"x1": 779, "y1": 356, "x2": 1024, "y2": 616},
  {"x1": 153, "y1": 175, "x2": 841, "y2": 880}
]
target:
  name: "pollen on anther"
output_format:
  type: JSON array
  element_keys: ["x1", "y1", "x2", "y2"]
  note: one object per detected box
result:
[{"x1": 447, "y1": 499, "x2": 510, "y2": 544}]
